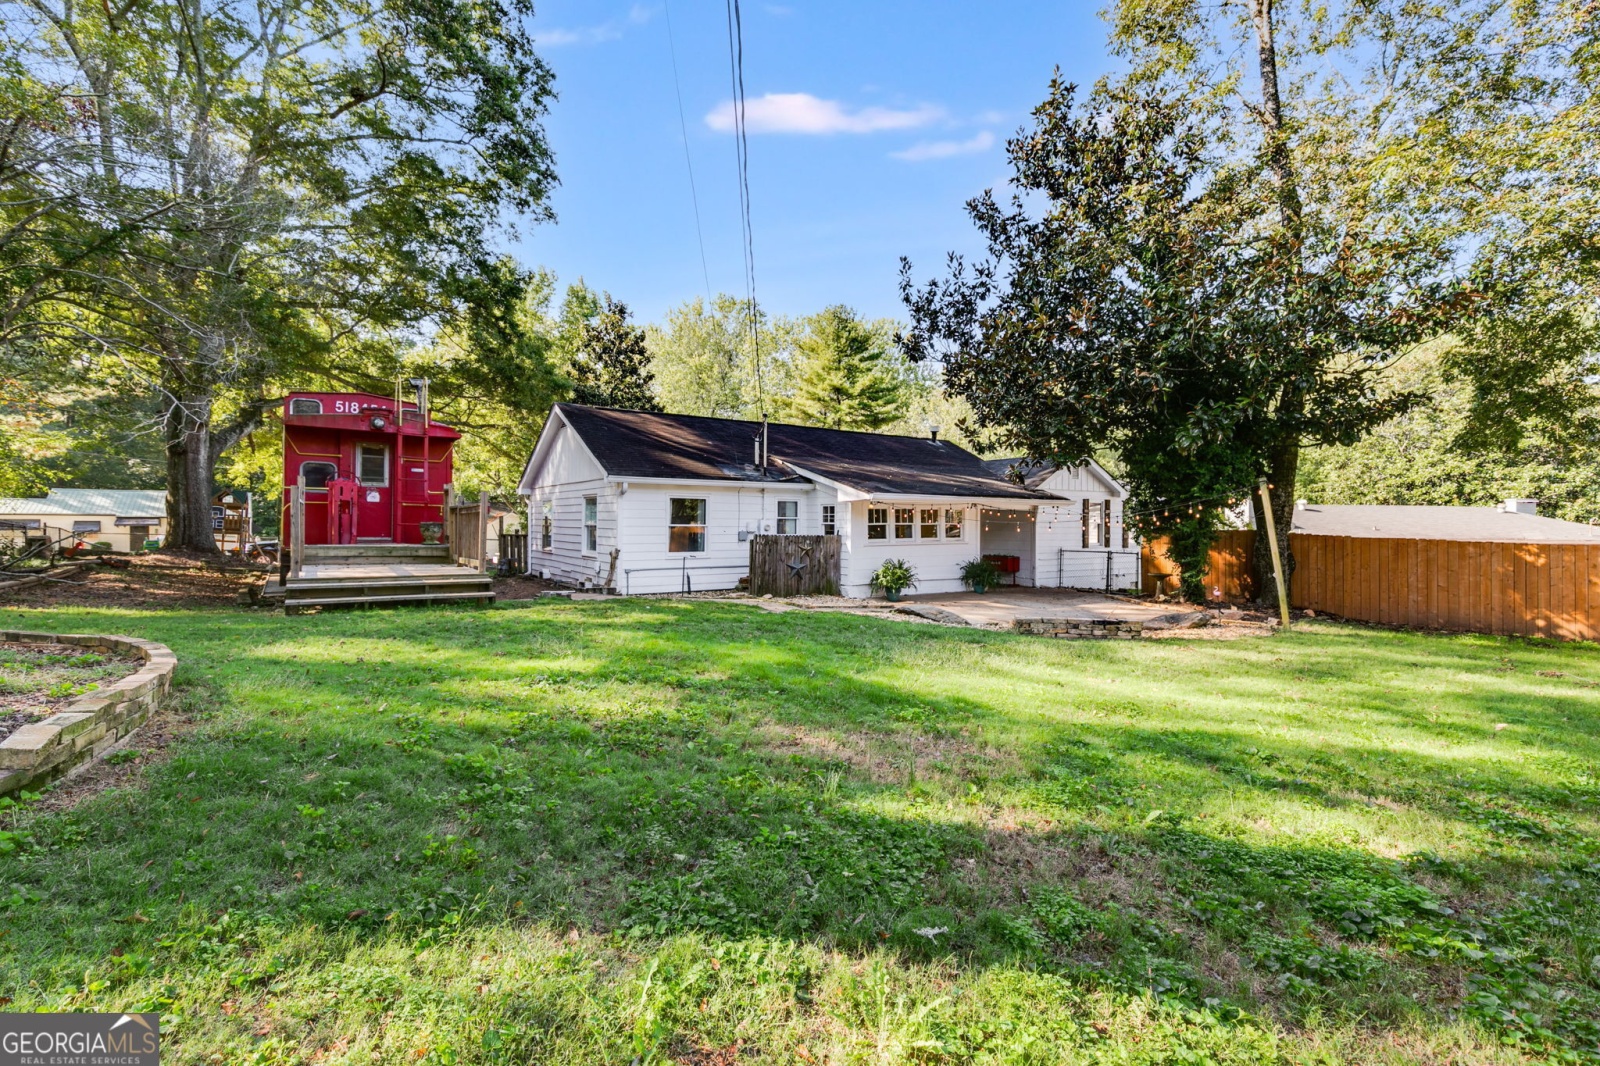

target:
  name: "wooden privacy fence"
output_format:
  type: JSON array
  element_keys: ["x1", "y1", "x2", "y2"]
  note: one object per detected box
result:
[
  {"x1": 1291, "y1": 535, "x2": 1600, "y2": 641},
  {"x1": 748, "y1": 534, "x2": 840, "y2": 596},
  {"x1": 1142, "y1": 530, "x2": 1258, "y2": 601},
  {"x1": 1142, "y1": 529, "x2": 1600, "y2": 640},
  {"x1": 444, "y1": 487, "x2": 490, "y2": 572},
  {"x1": 499, "y1": 531, "x2": 528, "y2": 573}
]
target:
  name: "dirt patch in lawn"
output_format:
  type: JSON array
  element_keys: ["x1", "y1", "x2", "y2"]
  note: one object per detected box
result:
[
  {"x1": 0, "y1": 640, "x2": 143, "y2": 743},
  {"x1": 0, "y1": 553, "x2": 262, "y2": 610},
  {"x1": 31, "y1": 693, "x2": 198, "y2": 812},
  {"x1": 490, "y1": 573, "x2": 565, "y2": 600}
]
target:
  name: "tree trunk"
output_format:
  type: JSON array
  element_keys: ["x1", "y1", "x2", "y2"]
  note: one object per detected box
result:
[
  {"x1": 164, "y1": 390, "x2": 221, "y2": 554},
  {"x1": 1248, "y1": 0, "x2": 1305, "y2": 603}
]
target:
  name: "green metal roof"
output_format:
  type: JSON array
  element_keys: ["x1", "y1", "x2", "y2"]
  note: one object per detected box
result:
[{"x1": 0, "y1": 489, "x2": 166, "y2": 518}]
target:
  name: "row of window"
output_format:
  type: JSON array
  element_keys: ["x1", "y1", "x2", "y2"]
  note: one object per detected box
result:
[
  {"x1": 538, "y1": 496, "x2": 813, "y2": 555},
  {"x1": 534, "y1": 498, "x2": 1119, "y2": 554},
  {"x1": 866, "y1": 506, "x2": 965, "y2": 542}
]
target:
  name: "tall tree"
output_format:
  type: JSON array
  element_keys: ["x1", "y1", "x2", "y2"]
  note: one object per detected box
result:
[
  {"x1": 785, "y1": 305, "x2": 904, "y2": 431},
  {"x1": 900, "y1": 78, "x2": 1457, "y2": 599},
  {"x1": 570, "y1": 296, "x2": 660, "y2": 412},
  {"x1": 646, "y1": 295, "x2": 798, "y2": 419},
  {"x1": 0, "y1": 0, "x2": 556, "y2": 550}
]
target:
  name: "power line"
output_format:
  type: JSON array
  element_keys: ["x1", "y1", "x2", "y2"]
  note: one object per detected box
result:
[
  {"x1": 723, "y1": 0, "x2": 763, "y2": 417},
  {"x1": 662, "y1": 0, "x2": 712, "y2": 301}
]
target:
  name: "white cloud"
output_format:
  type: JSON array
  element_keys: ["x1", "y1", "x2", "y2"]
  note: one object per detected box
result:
[
  {"x1": 890, "y1": 130, "x2": 996, "y2": 162},
  {"x1": 537, "y1": 5, "x2": 654, "y2": 47},
  {"x1": 705, "y1": 93, "x2": 943, "y2": 135}
]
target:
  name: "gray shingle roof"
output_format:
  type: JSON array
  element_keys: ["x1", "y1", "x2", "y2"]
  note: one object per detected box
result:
[
  {"x1": 0, "y1": 489, "x2": 166, "y2": 518},
  {"x1": 1291, "y1": 504, "x2": 1600, "y2": 543},
  {"x1": 554, "y1": 405, "x2": 1054, "y2": 501}
]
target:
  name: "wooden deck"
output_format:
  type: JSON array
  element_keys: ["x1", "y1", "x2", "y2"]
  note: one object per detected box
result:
[{"x1": 270, "y1": 543, "x2": 495, "y2": 612}]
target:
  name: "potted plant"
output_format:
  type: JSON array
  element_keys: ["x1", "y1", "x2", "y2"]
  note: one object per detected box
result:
[
  {"x1": 960, "y1": 557, "x2": 1003, "y2": 594},
  {"x1": 870, "y1": 558, "x2": 917, "y2": 602},
  {"x1": 419, "y1": 521, "x2": 444, "y2": 544}
]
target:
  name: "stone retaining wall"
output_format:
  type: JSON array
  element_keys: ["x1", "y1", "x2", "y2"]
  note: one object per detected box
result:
[
  {"x1": 0, "y1": 630, "x2": 177, "y2": 795},
  {"x1": 1012, "y1": 618, "x2": 1143, "y2": 639}
]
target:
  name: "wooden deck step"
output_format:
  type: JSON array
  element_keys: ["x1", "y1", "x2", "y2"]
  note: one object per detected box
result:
[
  {"x1": 285, "y1": 589, "x2": 494, "y2": 613},
  {"x1": 301, "y1": 543, "x2": 451, "y2": 565}
]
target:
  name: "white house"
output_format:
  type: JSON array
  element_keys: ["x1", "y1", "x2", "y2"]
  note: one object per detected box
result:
[{"x1": 516, "y1": 404, "x2": 1137, "y2": 597}]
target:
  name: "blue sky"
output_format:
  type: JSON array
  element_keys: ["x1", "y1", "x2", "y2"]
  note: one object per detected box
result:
[{"x1": 514, "y1": 2, "x2": 1113, "y2": 324}]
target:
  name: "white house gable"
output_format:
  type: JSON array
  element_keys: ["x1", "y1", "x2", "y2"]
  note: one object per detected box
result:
[
  {"x1": 519, "y1": 414, "x2": 605, "y2": 494},
  {"x1": 1035, "y1": 461, "x2": 1123, "y2": 499}
]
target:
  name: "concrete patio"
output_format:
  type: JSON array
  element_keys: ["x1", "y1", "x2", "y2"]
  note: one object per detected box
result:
[{"x1": 900, "y1": 587, "x2": 1201, "y2": 629}]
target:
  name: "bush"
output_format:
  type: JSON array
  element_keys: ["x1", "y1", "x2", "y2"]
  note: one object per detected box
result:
[
  {"x1": 959, "y1": 558, "x2": 1003, "y2": 591},
  {"x1": 869, "y1": 558, "x2": 917, "y2": 596}
]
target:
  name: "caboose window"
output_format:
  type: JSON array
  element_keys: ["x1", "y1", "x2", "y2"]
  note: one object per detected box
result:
[
  {"x1": 356, "y1": 445, "x2": 388, "y2": 486},
  {"x1": 288, "y1": 398, "x2": 322, "y2": 415},
  {"x1": 299, "y1": 461, "x2": 337, "y2": 489}
]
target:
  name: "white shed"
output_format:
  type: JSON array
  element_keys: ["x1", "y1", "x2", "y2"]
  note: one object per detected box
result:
[{"x1": 517, "y1": 404, "x2": 1137, "y2": 597}]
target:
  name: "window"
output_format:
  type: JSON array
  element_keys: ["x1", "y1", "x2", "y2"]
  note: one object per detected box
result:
[
  {"x1": 288, "y1": 397, "x2": 322, "y2": 415},
  {"x1": 584, "y1": 496, "x2": 598, "y2": 552},
  {"x1": 1120, "y1": 508, "x2": 1129, "y2": 549},
  {"x1": 540, "y1": 501, "x2": 552, "y2": 550},
  {"x1": 944, "y1": 507, "x2": 964, "y2": 540},
  {"x1": 1084, "y1": 501, "x2": 1106, "y2": 547},
  {"x1": 776, "y1": 499, "x2": 798, "y2": 535},
  {"x1": 821, "y1": 505, "x2": 836, "y2": 536},
  {"x1": 894, "y1": 507, "x2": 915, "y2": 540},
  {"x1": 356, "y1": 444, "x2": 388, "y2": 486},
  {"x1": 919, "y1": 507, "x2": 940, "y2": 539},
  {"x1": 299, "y1": 461, "x2": 337, "y2": 489},
  {"x1": 669, "y1": 497, "x2": 707, "y2": 552},
  {"x1": 71, "y1": 520, "x2": 102, "y2": 534},
  {"x1": 867, "y1": 507, "x2": 888, "y2": 541}
]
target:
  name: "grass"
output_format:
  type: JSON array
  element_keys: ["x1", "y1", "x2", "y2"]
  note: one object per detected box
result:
[{"x1": 0, "y1": 596, "x2": 1597, "y2": 1065}]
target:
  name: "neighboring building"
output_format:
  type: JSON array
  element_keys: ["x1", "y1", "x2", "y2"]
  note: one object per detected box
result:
[
  {"x1": 517, "y1": 404, "x2": 1134, "y2": 596},
  {"x1": 0, "y1": 489, "x2": 168, "y2": 553},
  {"x1": 1291, "y1": 501, "x2": 1600, "y2": 543}
]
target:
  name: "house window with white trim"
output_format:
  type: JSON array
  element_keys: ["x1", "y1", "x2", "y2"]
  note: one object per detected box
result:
[
  {"x1": 776, "y1": 499, "x2": 798, "y2": 535},
  {"x1": 893, "y1": 507, "x2": 915, "y2": 540},
  {"x1": 822, "y1": 505, "x2": 836, "y2": 536},
  {"x1": 540, "y1": 501, "x2": 552, "y2": 550},
  {"x1": 944, "y1": 507, "x2": 964, "y2": 540},
  {"x1": 867, "y1": 507, "x2": 888, "y2": 540},
  {"x1": 583, "y1": 496, "x2": 598, "y2": 552},
  {"x1": 669, "y1": 498, "x2": 707, "y2": 552},
  {"x1": 919, "y1": 507, "x2": 940, "y2": 539}
]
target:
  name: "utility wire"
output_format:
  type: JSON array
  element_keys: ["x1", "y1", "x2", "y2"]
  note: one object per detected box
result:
[
  {"x1": 723, "y1": 0, "x2": 763, "y2": 417},
  {"x1": 662, "y1": 0, "x2": 712, "y2": 301}
]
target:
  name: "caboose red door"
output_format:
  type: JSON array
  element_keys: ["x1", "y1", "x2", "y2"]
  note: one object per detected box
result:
[{"x1": 353, "y1": 442, "x2": 393, "y2": 540}]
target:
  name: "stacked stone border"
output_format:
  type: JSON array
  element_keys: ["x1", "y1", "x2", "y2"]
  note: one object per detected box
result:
[
  {"x1": 0, "y1": 630, "x2": 176, "y2": 796},
  {"x1": 1012, "y1": 618, "x2": 1143, "y2": 639}
]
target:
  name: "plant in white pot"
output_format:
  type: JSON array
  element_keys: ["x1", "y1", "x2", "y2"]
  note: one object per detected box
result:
[{"x1": 870, "y1": 558, "x2": 917, "y2": 602}]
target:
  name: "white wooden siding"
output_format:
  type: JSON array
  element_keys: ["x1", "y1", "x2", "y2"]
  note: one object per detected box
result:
[{"x1": 843, "y1": 500, "x2": 978, "y2": 597}]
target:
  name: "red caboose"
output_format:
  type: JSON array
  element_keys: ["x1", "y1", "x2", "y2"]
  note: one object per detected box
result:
[{"x1": 281, "y1": 388, "x2": 459, "y2": 545}]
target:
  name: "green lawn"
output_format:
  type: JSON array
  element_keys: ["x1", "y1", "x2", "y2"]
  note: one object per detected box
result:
[{"x1": 1, "y1": 596, "x2": 1597, "y2": 1064}]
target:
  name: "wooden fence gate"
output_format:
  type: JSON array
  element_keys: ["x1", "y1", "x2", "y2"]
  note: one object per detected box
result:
[
  {"x1": 444, "y1": 487, "x2": 490, "y2": 572},
  {"x1": 749, "y1": 534, "x2": 840, "y2": 596}
]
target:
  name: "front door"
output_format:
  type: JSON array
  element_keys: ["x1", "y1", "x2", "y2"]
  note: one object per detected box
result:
[{"x1": 354, "y1": 442, "x2": 392, "y2": 540}]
